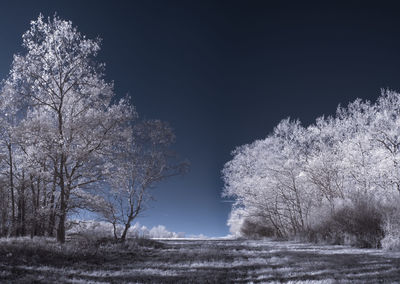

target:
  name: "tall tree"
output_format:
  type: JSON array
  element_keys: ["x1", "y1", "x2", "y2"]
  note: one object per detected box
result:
[
  {"x1": 4, "y1": 14, "x2": 133, "y2": 242},
  {"x1": 0, "y1": 84, "x2": 23, "y2": 236}
]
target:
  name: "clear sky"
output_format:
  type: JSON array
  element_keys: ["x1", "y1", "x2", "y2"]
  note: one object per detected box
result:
[{"x1": 1, "y1": 1, "x2": 400, "y2": 237}]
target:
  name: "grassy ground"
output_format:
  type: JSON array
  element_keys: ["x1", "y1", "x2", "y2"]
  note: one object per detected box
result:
[{"x1": 0, "y1": 237, "x2": 400, "y2": 283}]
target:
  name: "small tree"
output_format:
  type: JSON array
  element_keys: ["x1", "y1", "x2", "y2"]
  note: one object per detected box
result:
[{"x1": 98, "y1": 120, "x2": 188, "y2": 241}]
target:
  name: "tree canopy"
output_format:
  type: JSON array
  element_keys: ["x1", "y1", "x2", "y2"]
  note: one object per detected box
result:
[{"x1": 0, "y1": 14, "x2": 186, "y2": 243}]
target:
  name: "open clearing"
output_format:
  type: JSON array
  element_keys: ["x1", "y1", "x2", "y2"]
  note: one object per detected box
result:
[{"x1": 1, "y1": 238, "x2": 400, "y2": 283}]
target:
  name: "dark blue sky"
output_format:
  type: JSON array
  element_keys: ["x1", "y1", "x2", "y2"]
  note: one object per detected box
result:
[{"x1": 1, "y1": 1, "x2": 400, "y2": 236}]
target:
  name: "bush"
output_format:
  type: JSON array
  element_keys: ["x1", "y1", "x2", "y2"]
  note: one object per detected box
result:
[
  {"x1": 66, "y1": 220, "x2": 115, "y2": 240},
  {"x1": 307, "y1": 198, "x2": 384, "y2": 248},
  {"x1": 381, "y1": 233, "x2": 400, "y2": 251},
  {"x1": 240, "y1": 218, "x2": 275, "y2": 239},
  {"x1": 381, "y1": 197, "x2": 400, "y2": 251}
]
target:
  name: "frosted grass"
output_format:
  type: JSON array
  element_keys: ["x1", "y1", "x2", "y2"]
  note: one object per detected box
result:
[{"x1": 2, "y1": 238, "x2": 400, "y2": 283}]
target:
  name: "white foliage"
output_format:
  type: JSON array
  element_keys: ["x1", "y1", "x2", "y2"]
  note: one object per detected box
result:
[
  {"x1": 223, "y1": 89, "x2": 400, "y2": 240},
  {"x1": 67, "y1": 220, "x2": 184, "y2": 239},
  {"x1": 0, "y1": 14, "x2": 133, "y2": 241},
  {"x1": 227, "y1": 207, "x2": 245, "y2": 237}
]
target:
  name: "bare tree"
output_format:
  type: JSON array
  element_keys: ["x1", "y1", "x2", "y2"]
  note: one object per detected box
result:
[{"x1": 98, "y1": 120, "x2": 188, "y2": 241}]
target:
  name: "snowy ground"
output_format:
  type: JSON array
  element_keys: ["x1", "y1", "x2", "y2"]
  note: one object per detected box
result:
[{"x1": 1, "y1": 238, "x2": 400, "y2": 283}]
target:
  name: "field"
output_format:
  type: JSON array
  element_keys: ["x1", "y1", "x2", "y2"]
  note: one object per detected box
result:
[{"x1": 1, "y1": 237, "x2": 400, "y2": 283}]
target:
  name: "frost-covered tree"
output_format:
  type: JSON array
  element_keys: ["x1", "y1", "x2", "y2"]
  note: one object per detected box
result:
[
  {"x1": 370, "y1": 90, "x2": 400, "y2": 195},
  {"x1": 223, "y1": 89, "x2": 400, "y2": 246},
  {"x1": 0, "y1": 14, "x2": 187, "y2": 243},
  {"x1": 223, "y1": 119, "x2": 313, "y2": 238},
  {"x1": 0, "y1": 83, "x2": 40, "y2": 237},
  {"x1": 97, "y1": 120, "x2": 188, "y2": 241},
  {"x1": 3, "y1": 14, "x2": 134, "y2": 242},
  {"x1": 0, "y1": 84, "x2": 23, "y2": 236},
  {"x1": 305, "y1": 116, "x2": 346, "y2": 204}
]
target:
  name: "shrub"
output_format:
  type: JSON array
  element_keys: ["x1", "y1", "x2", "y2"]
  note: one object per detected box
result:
[
  {"x1": 307, "y1": 198, "x2": 384, "y2": 248},
  {"x1": 334, "y1": 198, "x2": 383, "y2": 248},
  {"x1": 381, "y1": 197, "x2": 400, "y2": 251},
  {"x1": 381, "y1": 233, "x2": 400, "y2": 251},
  {"x1": 240, "y1": 218, "x2": 275, "y2": 239}
]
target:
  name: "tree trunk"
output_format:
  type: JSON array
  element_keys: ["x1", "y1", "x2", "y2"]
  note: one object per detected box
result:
[
  {"x1": 120, "y1": 222, "x2": 131, "y2": 241},
  {"x1": 57, "y1": 181, "x2": 67, "y2": 243},
  {"x1": 112, "y1": 222, "x2": 118, "y2": 240},
  {"x1": 30, "y1": 175, "x2": 37, "y2": 238},
  {"x1": 57, "y1": 209, "x2": 66, "y2": 243},
  {"x1": 57, "y1": 157, "x2": 66, "y2": 243},
  {"x1": 17, "y1": 172, "x2": 26, "y2": 236},
  {"x1": 56, "y1": 110, "x2": 67, "y2": 243},
  {"x1": 7, "y1": 143, "x2": 15, "y2": 235},
  {"x1": 48, "y1": 166, "x2": 57, "y2": 237}
]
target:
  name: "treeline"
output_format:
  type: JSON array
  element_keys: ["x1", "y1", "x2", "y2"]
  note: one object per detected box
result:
[
  {"x1": 223, "y1": 90, "x2": 400, "y2": 249},
  {"x1": 0, "y1": 15, "x2": 186, "y2": 243},
  {"x1": 67, "y1": 220, "x2": 185, "y2": 240}
]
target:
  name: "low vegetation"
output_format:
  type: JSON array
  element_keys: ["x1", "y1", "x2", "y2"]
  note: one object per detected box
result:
[{"x1": 1, "y1": 238, "x2": 400, "y2": 283}]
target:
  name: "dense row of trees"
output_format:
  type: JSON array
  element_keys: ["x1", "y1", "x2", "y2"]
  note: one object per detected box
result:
[
  {"x1": 0, "y1": 15, "x2": 186, "y2": 243},
  {"x1": 223, "y1": 90, "x2": 400, "y2": 248}
]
